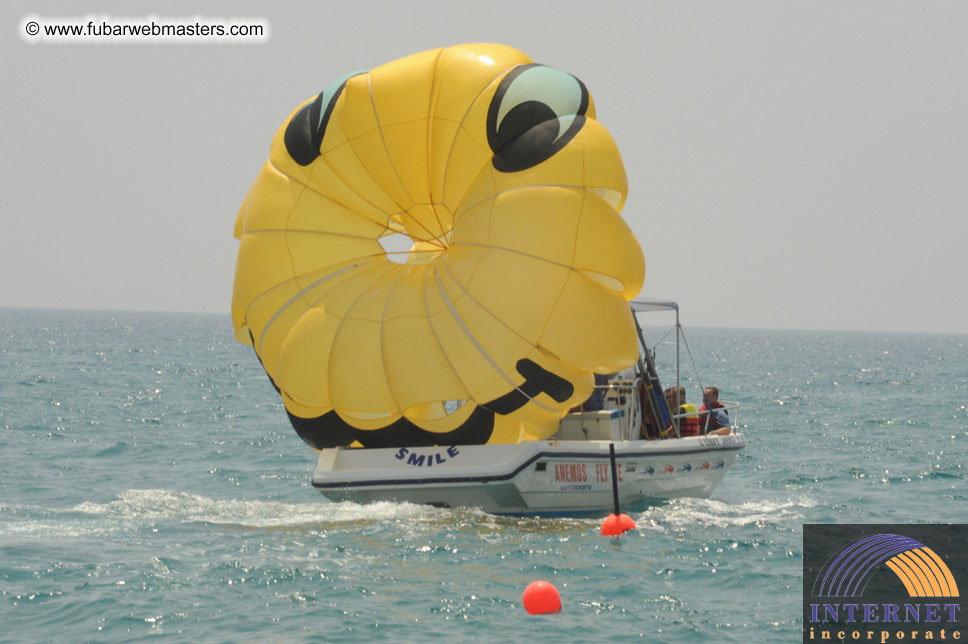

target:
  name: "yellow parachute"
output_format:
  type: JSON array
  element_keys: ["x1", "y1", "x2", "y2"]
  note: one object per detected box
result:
[{"x1": 232, "y1": 43, "x2": 645, "y2": 450}]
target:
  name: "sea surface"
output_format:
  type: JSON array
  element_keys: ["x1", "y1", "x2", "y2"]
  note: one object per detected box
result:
[{"x1": 1, "y1": 309, "x2": 966, "y2": 643}]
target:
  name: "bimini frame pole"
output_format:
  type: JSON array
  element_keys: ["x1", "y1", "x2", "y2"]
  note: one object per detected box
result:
[
  {"x1": 629, "y1": 299, "x2": 680, "y2": 439},
  {"x1": 673, "y1": 306, "x2": 682, "y2": 438},
  {"x1": 675, "y1": 307, "x2": 681, "y2": 402},
  {"x1": 631, "y1": 305, "x2": 669, "y2": 438}
]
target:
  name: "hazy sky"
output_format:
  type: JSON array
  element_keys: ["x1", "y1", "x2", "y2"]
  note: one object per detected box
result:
[{"x1": 3, "y1": 1, "x2": 966, "y2": 333}]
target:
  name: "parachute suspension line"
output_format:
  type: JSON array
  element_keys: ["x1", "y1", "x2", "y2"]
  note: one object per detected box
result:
[
  {"x1": 399, "y1": 211, "x2": 449, "y2": 247},
  {"x1": 267, "y1": 155, "x2": 386, "y2": 229},
  {"x1": 366, "y1": 73, "x2": 417, "y2": 211},
  {"x1": 314, "y1": 147, "x2": 398, "y2": 227},
  {"x1": 678, "y1": 323, "x2": 705, "y2": 396},
  {"x1": 451, "y1": 240, "x2": 574, "y2": 272},
  {"x1": 432, "y1": 267, "x2": 557, "y2": 413},
  {"x1": 423, "y1": 48, "x2": 448, "y2": 243},
  {"x1": 364, "y1": 73, "x2": 446, "y2": 247},
  {"x1": 421, "y1": 264, "x2": 474, "y2": 402},
  {"x1": 335, "y1": 75, "x2": 418, "y2": 236},
  {"x1": 245, "y1": 228, "x2": 390, "y2": 241},
  {"x1": 437, "y1": 202, "x2": 456, "y2": 246},
  {"x1": 433, "y1": 267, "x2": 519, "y2": 392},
  {"x1": 444, "y1": 157, "x2": 490, "y2": 224},
  {"x1": 255, "y1": 262, "x2": 365, "y2": 354},
  {"x1": 440, "y1": 62, "x2": 520, "y2": 214},
  {"x1": 436, "y1": 258, "x2": 544, "y2": 354}
]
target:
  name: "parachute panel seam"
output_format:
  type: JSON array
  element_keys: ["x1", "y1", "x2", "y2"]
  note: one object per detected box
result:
[
  {"x1": 378, "y1": 269, "x2": 412, "y2": 416},
  {"x1": 434, "y1": 262, "x2": 557, "y2": 413},
  {"x1": 256, "y1": 262, "x2": 364, "y2": 356},
  {"x1": 323, "y1": 263, "x2": 400, "y2": 414}
]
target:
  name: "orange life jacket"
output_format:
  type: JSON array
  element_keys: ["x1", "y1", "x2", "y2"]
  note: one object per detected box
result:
[
  {"x1": 699, "y1": 402, "x2": 727, "y2": 431},
  {"x1": 677, "y1": 403, "x2": 701, "y2": 437}
]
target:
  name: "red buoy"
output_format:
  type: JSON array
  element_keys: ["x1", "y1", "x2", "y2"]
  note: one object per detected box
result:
[
  {"x1": 600, "y1": 512, "x2": 636, "y2": 536},
  {"x1": 522, "y1": 580, "x2": 561, "y2": 614},
  {"x1": 600, "y1": 444, "x2": 636, "y2": 535}
]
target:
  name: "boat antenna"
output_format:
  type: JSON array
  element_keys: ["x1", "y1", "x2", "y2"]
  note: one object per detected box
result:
[{"x1": 609, "y1": 443, "x2": 621, "y2": 516}]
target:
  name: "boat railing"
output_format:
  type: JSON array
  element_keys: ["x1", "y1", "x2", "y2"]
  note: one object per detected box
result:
[
  {"x1": 563, "y1": 381, "x2": 741, "y2": 442},
  {"x1": 604, "y1": 380, "x2": 741, "y2": 439},
  {"x1": 667, "y1": 400, "x2": 741, "y2": 437}
]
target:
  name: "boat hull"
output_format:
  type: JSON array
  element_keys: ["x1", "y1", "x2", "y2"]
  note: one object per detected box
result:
[{"x1": 311, "y1": 434, "x2": 746, "y2": 516}]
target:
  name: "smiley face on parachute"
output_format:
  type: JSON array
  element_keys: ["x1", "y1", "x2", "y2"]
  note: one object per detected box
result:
[{"x1": 232, "y1": 44, "x2": 645, "y2": 449}]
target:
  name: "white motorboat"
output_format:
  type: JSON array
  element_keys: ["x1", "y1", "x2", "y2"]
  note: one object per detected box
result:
[{"x1": 311, "y1": 299, "x2": 746, "y2": 516}]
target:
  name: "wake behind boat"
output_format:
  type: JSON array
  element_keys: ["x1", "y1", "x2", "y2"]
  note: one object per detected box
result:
[{"x1": 311, "y1": 300, "x2": 746, "y2": 515}]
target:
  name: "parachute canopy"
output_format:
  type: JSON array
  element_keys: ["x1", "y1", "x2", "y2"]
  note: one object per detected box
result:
[{"x1": 232, "y1": 43, "x2": 645, "y2": 450}]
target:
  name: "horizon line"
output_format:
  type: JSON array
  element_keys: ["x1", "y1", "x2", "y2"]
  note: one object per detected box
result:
[{"x1": 1, "y1": 304, "x2": 965, "y2": 338}]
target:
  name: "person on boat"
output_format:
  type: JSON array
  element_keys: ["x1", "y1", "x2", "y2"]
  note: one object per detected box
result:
[
  {"x1": 637, "y1": 380, "x2": 662, "y2": 440},
  {"x1": 581, "y1": 373, "x2": 611, "y2": 411},
  {"x1": 662, "y1": 386, "x2": 701, "y2": 438},
  {"x1": 699, "y1": 386, "x2": 731, "y2": 436}
]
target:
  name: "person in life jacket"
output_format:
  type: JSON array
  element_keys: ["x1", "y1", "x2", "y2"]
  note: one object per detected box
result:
[
  {"x1": 662, "y1": 386, "x2": 701, "y2": 437},
  {"x1": 699, "y1": 386, "x2": 731, "y2": 436}
]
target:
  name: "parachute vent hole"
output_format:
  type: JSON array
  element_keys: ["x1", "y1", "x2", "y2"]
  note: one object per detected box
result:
[
  {"x1": 444, "y1": 400, "x2": 467, "y2": 415},
  {"x1": 378, "y1": 232, "x2": 414, "y2": 264}
]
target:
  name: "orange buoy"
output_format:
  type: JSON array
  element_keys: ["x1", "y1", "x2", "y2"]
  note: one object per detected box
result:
[
  {"x1": 522, "y1": 580, "x2": 562, "y2": 614},
  {"x1": 600, "y1": 512, "x2": 636, "y2": 536},
  {"x1": 600, "y1": 443, "x2": 636, "y2": 535}
]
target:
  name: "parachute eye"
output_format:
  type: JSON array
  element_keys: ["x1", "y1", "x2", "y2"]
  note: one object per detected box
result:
[
  {"x1": 486, "y1": 64, "x2": 589, "y2": 173},
  {"x1": 284, "y1": 70, "x2": 366, "y2": 166}
]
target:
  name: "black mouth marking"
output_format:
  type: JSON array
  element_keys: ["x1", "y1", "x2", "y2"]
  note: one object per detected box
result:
[{"x1": 280, "y1": 358, "x2": 574, "y2": 449}]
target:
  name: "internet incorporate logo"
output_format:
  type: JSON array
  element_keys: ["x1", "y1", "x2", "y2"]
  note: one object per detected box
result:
[
  {"x1": 815, "y1": 533, "x2": 959, "y2": 599},
  {"x1": 803, "y1": 525, "x2": 965, "y2": 644}
]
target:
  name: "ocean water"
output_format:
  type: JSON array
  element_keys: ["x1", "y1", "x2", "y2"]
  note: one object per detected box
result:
[{"x1": 1, "y1": 309, "x2": 966, "y2": 643}]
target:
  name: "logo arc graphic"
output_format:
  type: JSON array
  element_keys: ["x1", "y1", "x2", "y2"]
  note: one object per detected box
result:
[{"x1": 815, "y1": 533, "x2": 960, "y2": 598}]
